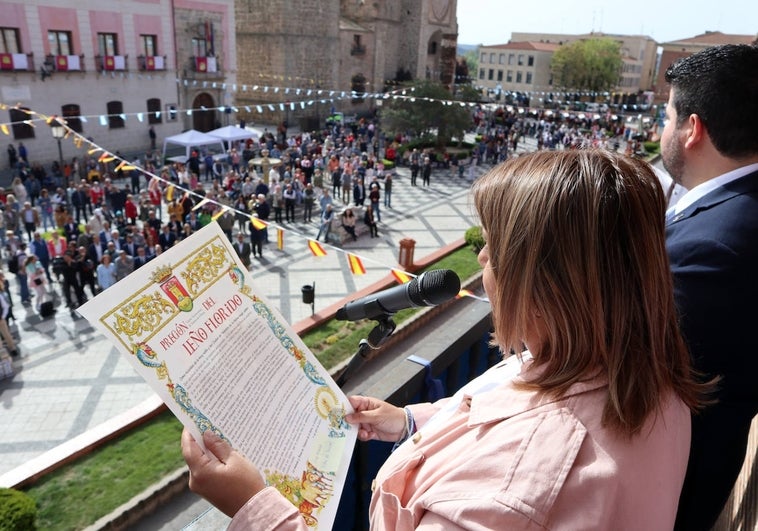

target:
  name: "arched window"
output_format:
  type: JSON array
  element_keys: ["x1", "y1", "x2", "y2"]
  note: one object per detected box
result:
[
  {"x1": 147, "y1": 98, "x2": 162, "y2": 124},
  {"x1": 62, "y1": 104, "x2": 83, "y2": 133},
  {"x1": 106, "y1": 101, "x2": 125, "y2": 129}
]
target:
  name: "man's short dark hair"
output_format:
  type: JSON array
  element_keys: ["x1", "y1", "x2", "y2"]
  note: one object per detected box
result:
[{"x1": 664, "y1": 44, "x2": 758, "y2": 158}]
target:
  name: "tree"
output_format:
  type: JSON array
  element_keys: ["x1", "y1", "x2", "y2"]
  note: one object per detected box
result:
[
  {"x1": 380, "y1": 80, "x2": 472, "y2": 148},
  {"x1": 550, "y1": 38, "x2": 623, "y2": 93}
]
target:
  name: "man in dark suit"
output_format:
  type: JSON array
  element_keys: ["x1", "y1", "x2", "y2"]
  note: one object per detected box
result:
[
  {"x1": 233, "y1": 232, "x2": 252, "y2": 269},
  {"x1": 662, "y1": 44, "x2": 758, "y2": 531},
  {"x1": 132, "y1": 245, "x2": 152, "y2": 269},
  {"x1": 158, "y1": 224, "x2": 177, "y2": 250}
]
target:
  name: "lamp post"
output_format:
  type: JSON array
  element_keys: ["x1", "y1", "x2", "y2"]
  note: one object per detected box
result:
[{"x1": 50, "y1": 122, "x2": 65, "y2": 170}]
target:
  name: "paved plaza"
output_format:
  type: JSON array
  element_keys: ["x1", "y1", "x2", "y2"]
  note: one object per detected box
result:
[{"x1": 0, "y1": 150, "x2": 524, "y2": 483}]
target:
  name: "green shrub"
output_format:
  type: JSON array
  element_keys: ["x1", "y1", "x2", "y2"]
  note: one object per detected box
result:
[
  {"x1": 643, "y1": 141, "x2": 660, "y2": 154},
  {"x1": 0, "y1": 488, "x2": 37, "y2": 531},
  {"x1": 464, "y1": 226, "x2": 485, "y2": 253}
]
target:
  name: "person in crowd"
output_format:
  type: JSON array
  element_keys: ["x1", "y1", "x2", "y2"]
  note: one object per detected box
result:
[
  {"x1": 24, "y1": 255, "x2": 48, "y2": 314},
  {"x1": 37, "y1": 189, "x2": 54, "y2": 232},
  {"x1": 368, "y1": 182, "x2": 381, "y2": 222},
  {"x1": 132, "y1": 245, "x2": 152, "y2": 270},
  {"x1": 20, "y1": 202, "x2": 40, "y2": 241},
  {"x1": 96, "y1": 252, "x2": 117, "y2": 291},
  {"x1": 283, "y1": 183, "x2": 297, "y2": 223},
  {"x1": 181, "y1": 150, "x2": 707, "y2": 530},
  {"x1": 0, "y1": 272, "x2": 18, "y2": 357},
  {"x1": 659, "y1": 44, "x2": 758, "y2": 531},
  {"x1": 12, "y1": 177, "x2": 27, "y2": 206},
  {"x1": 29, "y1": 232, "x2": 53, "y2": 283},
  {"x1": 315, "y1": 204, "x2": 334, "y2": 242},
  {"x1": 76, "y1": 246, "x2": 98, "y2": 298},
  {"x1": 234, "y1": 232, "x2": 252, "y2": 269},
  {"x1": 4, "y1": 195, "x2": 20, "y2": 238},
  {"x1": 409, "y1": 148, "x2": 420, "y2": 186},
  {"x1": 59, "y1": 250, "x2": 85, "y2": 309},
  {"x1": 340, "y1": 208, "x2": 357, "y2": 241},
  {"x1": 421, "y1": 156, "x2": 432, "y2": 186},
  {"x1": 384, "y1": 173, "x2": 393, "y2": 209},
  {"x1": 13, "y1": 243, "x2": 30, "y2": 305},
  {"x1": 272, "y1": 184, "x2": 284, "y2": 224},
  {"x1": 114, "y1": 249, "x2": 134, "y2": 282},
  {"x1": 7, "y1": 143, "x2": 17, "y2": 170},
  {"x1": 302, "y1": 183, "x2": 315, "y2": 223},
  {"x1": 363, "y1": 203, "x2": 378, "y2": 238}
]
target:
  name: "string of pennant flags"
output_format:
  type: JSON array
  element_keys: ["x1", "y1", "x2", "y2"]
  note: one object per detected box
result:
[
  {"x1": 0, "y1": 79, "x2": 583, "y2": 133},
  {"x1": 0, "y1": 103, "x2": 488, "y2": 303}
]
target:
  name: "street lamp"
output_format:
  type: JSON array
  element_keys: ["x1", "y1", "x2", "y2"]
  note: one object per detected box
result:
[{"x1": 50, "y1": 121, "x2": 65, "y2": 170}]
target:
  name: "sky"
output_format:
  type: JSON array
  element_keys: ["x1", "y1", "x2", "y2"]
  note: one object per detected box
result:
[{"x1": 456, "y1": 0, "x2": 758, "y2": 46}]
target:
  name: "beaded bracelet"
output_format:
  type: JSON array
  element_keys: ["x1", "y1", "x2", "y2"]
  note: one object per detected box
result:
[{"x1": 392, "y1": 407, "x2": 416, "y2": 452}]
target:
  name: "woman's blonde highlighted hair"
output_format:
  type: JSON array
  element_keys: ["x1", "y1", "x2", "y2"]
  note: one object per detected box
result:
[{"x1": 472, "y1": 150, "x2": 702, "y2": 436}]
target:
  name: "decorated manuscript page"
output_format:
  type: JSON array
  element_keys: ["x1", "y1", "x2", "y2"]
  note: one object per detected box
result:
[{"x1": 78, "y1": 222, "x2": 356, "y2": 529}]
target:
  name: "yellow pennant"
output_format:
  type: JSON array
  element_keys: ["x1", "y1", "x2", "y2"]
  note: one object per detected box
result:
[
  {"x1": 308, "y1": 240, "x2": 327, "y2": 257},
  {"x1": 348, "y1": 254, "x2": 366, "y2": 275}
]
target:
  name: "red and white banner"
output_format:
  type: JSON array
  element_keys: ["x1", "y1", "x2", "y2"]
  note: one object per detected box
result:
[
  {"x1": 0, "y1": 53, "x2": 29, "y2": 71},
  {"x1": 195, "y1": 56, "x2": 207, "y2": 72},
  {"x1": 103, "y1": 55, "x2": 125, "y2": 71},
  {"x1": 145, "y1": 56, "x2": 165, "y2": 71}
]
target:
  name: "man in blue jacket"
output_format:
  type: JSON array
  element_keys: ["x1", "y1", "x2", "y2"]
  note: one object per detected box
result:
[{"x1": 662, "y1": 44, "x2": 758, "y2": 531}]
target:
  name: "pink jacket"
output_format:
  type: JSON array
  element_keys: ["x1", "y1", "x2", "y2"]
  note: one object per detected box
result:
[{"x1": 229, "y1": 358, "x2": 690, "y2": 530}]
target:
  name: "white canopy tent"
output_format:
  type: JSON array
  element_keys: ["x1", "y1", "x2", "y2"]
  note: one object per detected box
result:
[
  {"x1": 207, "y1": 125, "x2": 259, "y2": 143},
  {"x1": 161, "y1": 129, "x2": 226, "y2": 163}
]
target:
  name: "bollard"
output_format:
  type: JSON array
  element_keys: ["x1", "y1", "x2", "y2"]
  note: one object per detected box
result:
[{"x1": 398, "y1": 238, "x2": 416, "y2": 270}]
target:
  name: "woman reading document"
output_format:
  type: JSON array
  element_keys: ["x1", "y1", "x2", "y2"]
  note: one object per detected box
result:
[{"x1": 182, "y1": 150, "x2": 706, "y2": 530}]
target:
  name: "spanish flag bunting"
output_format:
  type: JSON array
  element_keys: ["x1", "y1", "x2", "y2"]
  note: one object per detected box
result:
[
  {"x1": 456, "y1": 289, "x2": 473, "y2": 299},
  {"x1": 308, "y1": 240, "x2": 327, "y2": 257},
  {"x1": 392, "y1": 269, "x2": 412, "y2": 284},
  {"x1": 211, "y1": 206, "x2": 227, "y2": 221},
  {"x1": 165, "y1": 185, "x2": 175, "y2": 202},
  {"x1": 87, "y1": 147, "x2": 101, "y2": 155},
  {"x1": 115, "y1": 160, "x2": 127, "y2": 171},
  {"x1": 348, "y1": 254, "x2": 366, "y2": 275},
  {"x1": 181, "y1": 191, "x2": 190, "y2": 202},
  {"x1": 277, "y1": 229, "x2": 284, "y2": 250},
  {"x1": 0, "y1": 124, "x2": 8, "y2": 136},
  {"x1": 250, "y1": 216, "x2": 267, "y2": 230},
  {"x1": 98, "y1": 152, "x2": 114, "y2": 162},
  {"x1": 120, "y1": 165, "x2": 137, "y2": 171}
]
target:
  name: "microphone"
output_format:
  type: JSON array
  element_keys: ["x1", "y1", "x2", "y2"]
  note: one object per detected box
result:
[{"x1": 336, "y1": 269, "x2": 461, "y2": 322}]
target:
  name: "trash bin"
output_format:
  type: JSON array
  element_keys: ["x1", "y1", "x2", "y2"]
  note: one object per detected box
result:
[
  {"x1": 301, "y1": 284, "x2": 315, "y2": 305},
  {"x1": 398, "y1": 238, "x2": 416, "y2": 269}
]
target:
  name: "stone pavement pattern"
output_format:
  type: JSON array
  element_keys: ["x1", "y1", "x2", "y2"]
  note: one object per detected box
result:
[{"x1": 0, "y1": 144, "x2": 536, "y2": 481}]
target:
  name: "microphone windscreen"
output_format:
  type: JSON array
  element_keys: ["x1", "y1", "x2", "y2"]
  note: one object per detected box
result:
[{"x1": 417, "y1": 269, "x2": 461, "y2": 305}]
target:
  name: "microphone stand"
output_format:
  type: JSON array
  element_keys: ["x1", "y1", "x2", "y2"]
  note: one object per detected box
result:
[{"x1": 336, "y1": 314, "x2": 396, "y2": 388}]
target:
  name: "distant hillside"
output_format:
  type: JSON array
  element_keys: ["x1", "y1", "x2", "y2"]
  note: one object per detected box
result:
[{"x1": 458, "y1": 43, "x2": 479, "y2": 55}]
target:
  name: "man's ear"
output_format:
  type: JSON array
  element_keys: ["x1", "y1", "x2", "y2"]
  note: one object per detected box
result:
[{"x1": 683, "y1": 114, "x2": 706, "y2": 150}]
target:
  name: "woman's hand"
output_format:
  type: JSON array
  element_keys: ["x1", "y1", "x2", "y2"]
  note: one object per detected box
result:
[
  {"x1": 345, "y1": 396, "x2": 407, "y2": 442},
  {"x1": 181, "y1": 428, "x2": 266, "y2": 517}
]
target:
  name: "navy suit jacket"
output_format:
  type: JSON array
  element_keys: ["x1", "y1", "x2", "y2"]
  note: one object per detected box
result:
[{"x1": 667, "y1": 169, "x2": 758, "y2": 530}]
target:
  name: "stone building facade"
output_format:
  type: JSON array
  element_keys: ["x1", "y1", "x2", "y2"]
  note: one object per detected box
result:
[{"x1": 233, "y1": 0, "x2": 458, "y2": 130}]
